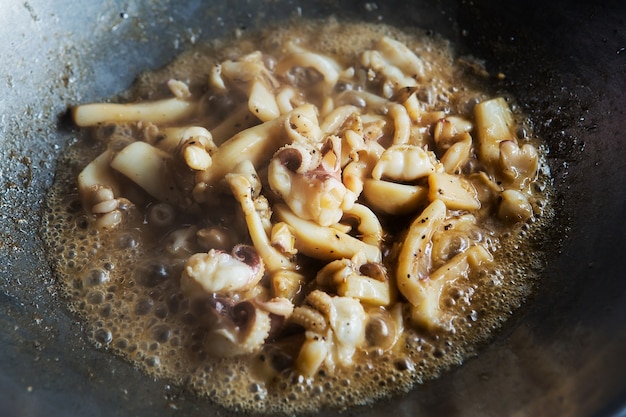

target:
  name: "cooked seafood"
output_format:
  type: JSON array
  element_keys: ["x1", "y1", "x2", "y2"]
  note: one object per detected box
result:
[{"x1": 43, "y1": 19, "x2": 552, "y2": 414}]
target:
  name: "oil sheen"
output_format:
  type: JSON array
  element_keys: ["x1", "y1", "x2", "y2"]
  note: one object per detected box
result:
[{"x1": 42, "y1": 19, "x2": 553, "y2": 414}]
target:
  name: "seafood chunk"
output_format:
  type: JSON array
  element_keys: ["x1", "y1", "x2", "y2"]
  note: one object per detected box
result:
[{"x1": 181, "y1": 245, "x2": 264, "y2": 296}]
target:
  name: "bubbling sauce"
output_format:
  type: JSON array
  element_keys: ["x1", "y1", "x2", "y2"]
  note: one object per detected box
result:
[{"x1": 43, "y1": 19, "x2": 552, "y2": 414}]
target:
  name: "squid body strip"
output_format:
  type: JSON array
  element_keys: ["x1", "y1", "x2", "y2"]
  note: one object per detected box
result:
[{"x1": 73, "y1": 98, "x2": 197, "y2": 127}]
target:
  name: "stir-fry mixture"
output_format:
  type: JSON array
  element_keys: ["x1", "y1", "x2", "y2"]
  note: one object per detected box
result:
[{"x1": 44, "y1": 20, "x2": 551, "y2": 413}]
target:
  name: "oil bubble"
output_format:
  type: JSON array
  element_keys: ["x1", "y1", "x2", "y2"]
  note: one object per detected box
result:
[
  {"x1": 133, "y1": 261, "x2": 171, "y2": 288},
  {"x1": 94, "y1": 328, "x2": 112, "y2": 345},
  {"x1": 117, "y1": 232, "x2": 139, "y2": 249},
  {"x1": 152, "y1": 324, "x2": 172, "y2": 343},
  {"x1": 87, "y1": 291, "x2": 105, "y2": 304},
  {"x1": 145, "y1": 356, "x2": 161, "y2": 367},
  {"x1": 83, "y1": 268, "x2": 109, "y2": 287}
]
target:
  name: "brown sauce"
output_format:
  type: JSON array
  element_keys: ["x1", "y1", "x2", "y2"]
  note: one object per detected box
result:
[{"x1": 42, "y1": 19, "x2": 553, "y2": 414}]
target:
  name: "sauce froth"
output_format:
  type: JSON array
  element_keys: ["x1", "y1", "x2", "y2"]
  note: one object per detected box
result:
[{"x1": 43, "y1": 19, "x2": 553, "y2": 414}]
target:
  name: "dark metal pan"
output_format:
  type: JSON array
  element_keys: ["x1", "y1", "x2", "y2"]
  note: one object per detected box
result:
[{"x1": 1, "y1": 0, "x2": 625, "y2": 416}]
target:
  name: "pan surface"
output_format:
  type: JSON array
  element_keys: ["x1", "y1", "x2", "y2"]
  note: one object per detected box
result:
[{"x1": 1, "y1": 0, "x2": 625, "y2": 416}]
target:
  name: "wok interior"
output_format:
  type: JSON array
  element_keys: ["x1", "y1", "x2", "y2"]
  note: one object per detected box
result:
[{"x1": 1, "y1": 0, "x2": 625, "y2": 416}]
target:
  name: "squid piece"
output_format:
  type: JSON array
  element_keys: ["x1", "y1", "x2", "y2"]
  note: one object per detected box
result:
[
  {"x1": 441, "y1": 132, "x2": 473, "y2": 174},
  {"x1": 499, "y1": 140, "x2": 539, "y2": 188},
  {"x1": 428, "y1": 172, "x2": 481, "y2": 211},
  {"x1": 292, "y1": 290, "x2": 367, "y2": 376},
  {"x1": 203, "y1": 301, "x2": 272, "y2": 357},
  {"x1": 254, "y1": 296, "x2": 295, "y2": 318},
  {"x1": 342, "y1": 141, "x2": 385, "y2": 197},
  {"x1": 273, "y1": 203, "x2": 382, "y2": 263},
  {"x1": 166, "y1": 79, "x2": 191, "y2": 99},
  {"x1": 320, "y1": 105, "x2": 360, "y2": 134},
  {"x1": 323, "y1": 295, "x2": 367, "y2": 367},
  {"x1": 430, "y1": 214, "x2": 476, "y2": 264},
  {"x1": 164, "y1": 225, "x2": 200, "y2": 258},
  {"x1": 270, "y1": 222, "x2": 298, "y2": 256},
  {"x1": 296, "y1": 335, "x2": 329, "y2": 377},
  {"x1": 178, "y1": 127, "x2": 217, "y2": 171},
  {"x1": 180, "y1": 244, "x2": 264, "y2": 296},
  {"x1": 110, "y1": 141, "x2": 182, "y2": 206},
  {"x1": 195, "y1": 225, "x2": 234, "y2": 251},
  {"x1": 335, "y1": 89, "x2": 388, "y2": 111},
  {"x1": 248, "y1": 78, "x2": 281, "y2": 122},
  {"x1": 153, "y1": 127, "x2": 188, "y2": 153},
  {"x1": 316, "y1": 256, "x2": 393, "y2": 306},
  {"x1": 433, "y1": 116, "x2": 473, "y2": 151},
  {"x1": 396, "y1": 199, "x2": 447, "y2": 306},
  {"x1": 276, "y1": 41, "x2": 343, "y2": 94},
  {"x1": 196, "y1": 104, "x2": 317, "y2": 186},
  {"x1": 72, "y1": 97, "x2": 198, "y2": 127},
  {"x1": 77, "y1": 150, "x2": 129, "y2": 228},
  {"x1": 284, "y1": 110, "x2": 324, "y2": 145},
  {"x1": 268, "y1": 138, "x2": 356, "y2": 227},
  {"x1": 399, "y1": 89, "x2": 445, "y2": 130},
  {"x1": 402, "y1": 89, "x2": 422, "y2": 122},
  {"x1": 474, "y1": 97, "x2": 517, "y2": 165},
  {"x1": 371, "y1": 144, "x2": 436, "y2": 182},
  {"x1": 340, "y1": 129, "x2": 367, "y2": 168},
  {"x1": 362, "y1": 179, "x2": 428, "y2": 215},
  {"x1": 498, "y1": 189, "x2": 533, "y2": 222},
  {"x1": 271, "y1": 269, "x2": 305, "y2": 300},
  {"x1": 217, "y1": 51, "x2": 281, "y2": 122},
  {"x1": 361, "y1": 36, "x2": 424, "y2": 97},
  {"x1": 409, "y1": 245, "x2": 493, "y2": 329},
  {"x1": 232, "y1": 159, "x2": 263, "y2": 198},
  {"x1": 219, "y1": 50, "x2": 278, "y2": 87},
  {"x1": 226, "y1": 173, "x2": 296, "y2": 273},
  {"x1": 208, "y1": 63, "x2": 227, "y2": 93},
  {"x1": 78, "y1": 149, "x2": 121, "y2": 206},
  {"x1": 375, "y1": 36, "x2": 425, "y2": 80},
  {"x1": 275, "y1": 86, "x2": 300, "y2": 114},
  {"x1": 342, "y1": 203, "x2": 383, "y2": 248},
  {"x1": 469, "y1": 171, "x2": 503, "y2": 207},
  {"x1": 388, "y1": 103, "x2": 412, "y2": 145}
]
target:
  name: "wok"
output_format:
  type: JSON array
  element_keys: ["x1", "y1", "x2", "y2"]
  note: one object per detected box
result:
[{"x1": 1, "y1": 0, "x2": 625, "y2": 416}]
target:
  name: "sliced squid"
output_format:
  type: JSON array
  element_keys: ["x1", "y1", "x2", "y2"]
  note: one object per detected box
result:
[
  {"x1": 196, "y1": 104, "x2": 318, "y2": 187},
  {"x1": 371, "y1": 144, "x2": 436, "y2": 181},
  {"x1": 217, "y1": 51, "x2": 281, "y2": 122},
  {"x1": 77, "y1": 150, "x2": 120, "y2": 206},
  {"x1": 274, "y1": 203, "x2": 381, "y2": 263},
  {"x1": 409, "y1": 245, "x2": 493, "y2": 329},
  {"x1": 498, "y1": 189, "x2": 533, "y2": 222},
  {"x1": 396, "y1": 199, "x2": 447, "y2": 306},
  {"x1": 433, "y1": 116, "x2": 473, "y2": 151},
  {"x1": 474, "y1": 97, "x2": 517, "y2": 165},
  {"x1": 428, "y1": 172, "x2": 481, "y2": 211},
  {"x1": 72, "y1": 97, "x2": 198, "y2": 127},
  {"x1": 292, "y1": 290, "x2": 367, "y2": 376},
  {"x1": 180, "y1": 245, "x2": 264, "y2": 296},
  {"x1": 110, "y1": 141, "x2": 182, "y2": 205},
  {"x1": 276, "y1": 41, "x2": 343, "y2": 94},
  {"x1": 268, "y1": 138, "x2": 356, "y2": 227},
  {"x1": 203, "y1": 301, "x2": 272, "y2": 357},
  {"x1": 226, "y1": 173, "x2": 296, "y2": 273},
  {"x1": 316, "y1": 257, "x2": 393, "y2": 306},
  {"x1": 361, "y1": 36, "x2": 424, "y2": 97},
  {"x1": 362, "y1": 179, "x2": 428, "y2": 215},
  {"x1": 440, "y1": 132, "x2": 473, "y2": 174},
  {"x1": 499, "y1": 140, "x2": 539, "y2": 188},
  {"x1": 70, "y1": 27, "x2": 548, "y2": 383}
]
